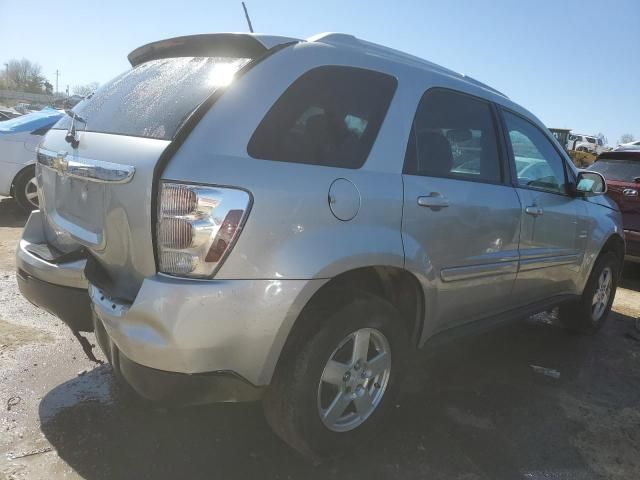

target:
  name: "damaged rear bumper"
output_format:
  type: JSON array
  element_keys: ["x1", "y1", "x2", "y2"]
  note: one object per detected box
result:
[{"x1": 16, "y1": 211, "x2": 93, "y2": 332}]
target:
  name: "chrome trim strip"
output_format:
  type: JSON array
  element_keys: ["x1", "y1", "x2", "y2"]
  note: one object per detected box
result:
[
  {"x1": 441, "y1": 260, "x2": 518, "y2": 282},
  {"x1": 518, "y1": 254, "x2": 580, "y2": 272},
  {"x1": 37, "y1": 148, "x2": 135, "y2": 184},
  {"x1": 624, "y1": 254, "x2": 640, "y2": 264}
]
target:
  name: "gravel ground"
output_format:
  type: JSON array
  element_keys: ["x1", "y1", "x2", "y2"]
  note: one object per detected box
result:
[{"x1": 1, "y1": 196, "x2": 639, "y2": 480}]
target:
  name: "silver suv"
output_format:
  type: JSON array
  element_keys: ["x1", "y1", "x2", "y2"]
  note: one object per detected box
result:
[{"x1": 17, "y1": 32, "x2": 623, "y2": 457}]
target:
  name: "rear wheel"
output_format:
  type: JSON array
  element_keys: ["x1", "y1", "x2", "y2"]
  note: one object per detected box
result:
[
  {"x1": 559, "y1": 251, "x2": 619, "y2": 334},
  {"x1": 263, "y1": 292, "x2": 409, "y2": 458},
  {"x1": 13, "y1": 167, "x2": 39, "y2": 211}
]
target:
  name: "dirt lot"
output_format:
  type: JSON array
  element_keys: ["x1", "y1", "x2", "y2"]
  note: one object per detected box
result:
[{"x1": 1, "y1": 196, "x2": 639, "y2": 480}]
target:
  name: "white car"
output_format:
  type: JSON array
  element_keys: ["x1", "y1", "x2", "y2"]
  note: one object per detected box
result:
[
  {"x1": 567, "y1": 133, "x2": 605, "y2": 155},
  {"x1": 615, "y1": 140, "x2": 640, "y2": 151},
  {"x1": 0, "y1": 108, "x2": 63, "y2": 210}
]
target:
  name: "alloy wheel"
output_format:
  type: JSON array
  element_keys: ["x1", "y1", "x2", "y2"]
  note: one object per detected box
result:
[
  {"x1": 317, "y1": 328, "x2": 391, "y2": 432},
  {"x1": 24, "y1": 176, "x2": 39, "y2": 208},
  {"x1": 592, "y1": 266, "x2": 612, "y2": 321}
]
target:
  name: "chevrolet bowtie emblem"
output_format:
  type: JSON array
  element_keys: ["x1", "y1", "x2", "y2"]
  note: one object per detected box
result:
[{"x1": 52, "y1": 152, "x2": 69, "y2": 175}]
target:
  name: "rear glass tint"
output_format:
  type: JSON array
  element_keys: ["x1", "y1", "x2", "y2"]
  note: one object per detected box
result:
[
  {"x1": 53, "y1": 57, "x2": 250, "y2": 140},
  {"x1": 588, "y1": 159, "x2": 640, "y2": 182},
  {"x1": 248, "y1": 66, "x2": 397, "y2": 169}
]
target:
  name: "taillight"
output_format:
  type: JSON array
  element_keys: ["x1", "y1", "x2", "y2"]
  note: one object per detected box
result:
[{"x1": 157, "y1": 182, "x2": 251, "y2": 278}]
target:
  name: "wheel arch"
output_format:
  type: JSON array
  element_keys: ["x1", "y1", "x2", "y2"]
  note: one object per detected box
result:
[
  {"x1": 599, "y1": 233, "x2": 625, "y2": 275},
  {"x1": 265, "y1": 266, "x2": 424, "y2": 384},
  {"x1": 580, "y1": 232, "x2": 625, "y2": 293},
  {"x1": 10, "y1": 163, "x2": 36, "y2": 196}
]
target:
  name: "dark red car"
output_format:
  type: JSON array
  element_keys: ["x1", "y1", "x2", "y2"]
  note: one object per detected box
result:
[{"x1": 588, "y1": 151, "x2": 640, "y2": 261}]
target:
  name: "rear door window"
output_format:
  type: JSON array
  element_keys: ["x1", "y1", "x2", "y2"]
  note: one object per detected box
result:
[
  {"x1": 403, "y1": 88, "x2": 503, "y2": 183},
  {"x1": 247, "y1": 66, "x2": 397, "y2": 169},
  {"x1": 53, "y1": 57, "x2": 250, "y2": 140}
]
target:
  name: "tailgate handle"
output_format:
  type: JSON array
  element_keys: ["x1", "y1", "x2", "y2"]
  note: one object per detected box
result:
[{"x1": 37, "y1": 148, "x2": 135, "y2": 184}]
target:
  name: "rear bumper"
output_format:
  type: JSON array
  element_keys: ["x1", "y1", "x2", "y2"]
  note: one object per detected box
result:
[
  {"x1": 89, "y1": 274, "x2": 324, "y2": 386},
  {"x1": 17, "y1": 268, "x2": 93, "y2": 332},
  {"x1": 16, "y1": 211, "x2": 92, "y2": 331},
  {"x1": 94, "y1": 318, "x2": 263, "y2": 404},
  {"x1": 16, "y1": 212, "x2": 325, "y2": 390}
]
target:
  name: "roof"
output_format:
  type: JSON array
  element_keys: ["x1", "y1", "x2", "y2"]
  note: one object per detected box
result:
[
  {"x1": 306, "y1": 33, "x2": 508, "y2": 98},
  {"x1": 127, "y1": 32, "x2": 508, "y2": 99},
  {"x1": 597, "y1": 151, "x2": 640, "y2": 161}
]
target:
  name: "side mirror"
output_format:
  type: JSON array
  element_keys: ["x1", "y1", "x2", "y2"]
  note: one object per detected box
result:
[{"x1": 576, "y1": 171, "x2": 607, "y2": 196}]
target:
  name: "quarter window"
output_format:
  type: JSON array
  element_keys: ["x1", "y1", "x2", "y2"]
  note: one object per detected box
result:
[
  {"x1": 503, "y1": 111, "x2": 567, "y2": 194},
  {"x1": 248, "y1": 66, "x2": 397, "y2": 169},
  {"x1": 404, "y1": 89, "x2": 502, "y2": 183}
]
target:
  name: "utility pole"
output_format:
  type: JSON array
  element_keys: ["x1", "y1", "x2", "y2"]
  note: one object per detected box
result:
[
  {"x1": 242, "y1": 2, "x2": 254, "y2": 33},
  {"x1": 55, "y1": 69, "x2": 60, "y2": 94}
]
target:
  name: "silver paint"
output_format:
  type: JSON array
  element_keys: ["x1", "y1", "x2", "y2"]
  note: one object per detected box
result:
[{"x1": 18, "y1": 33, "x2": 624, "y2": 388}]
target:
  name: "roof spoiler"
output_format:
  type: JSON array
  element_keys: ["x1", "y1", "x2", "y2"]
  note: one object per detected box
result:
[{"x1": 128, "y1": 33, "x2": 299, "y2": 67}]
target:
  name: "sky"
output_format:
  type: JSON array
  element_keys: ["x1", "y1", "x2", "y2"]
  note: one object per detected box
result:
[{"x1": 1, "y1": 0, "x2": 638, "y2": 144}]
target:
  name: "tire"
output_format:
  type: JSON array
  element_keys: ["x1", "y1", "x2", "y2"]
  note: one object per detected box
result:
[
  {"x1": 13, "y1": 166, "x2": 39, "y2": 212},
  {"x1": 559, "y1": 251, "x2": 619, "y2": 334},
  {"x1": 263, "y1": 291, "x2": 409, "y2": 459}
]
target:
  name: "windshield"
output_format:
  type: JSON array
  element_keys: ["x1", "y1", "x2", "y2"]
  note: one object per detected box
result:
[
  {"x1": 52, "y1": 56, "x2": 250, "y2": 140},
  {"x1": 588, "y1": 159, "x2": 640, "y2": 182}
]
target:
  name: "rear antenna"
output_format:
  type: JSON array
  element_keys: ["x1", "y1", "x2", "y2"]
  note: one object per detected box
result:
[{"x1": 241, "y1": 2, "x2": 254, "y2": 33}]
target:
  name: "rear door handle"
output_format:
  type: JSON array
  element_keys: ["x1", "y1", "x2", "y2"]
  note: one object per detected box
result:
[
  {"x1": 525, "y1": 206, "x2": 544, "y2": 216},
  {"x1": 417, "y1": 193, "x2": 449, "y2": 210}
]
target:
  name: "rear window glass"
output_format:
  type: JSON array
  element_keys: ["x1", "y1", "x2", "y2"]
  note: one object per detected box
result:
[
  {"x1": 588, "y1": 159, "x2": 640, "y2": 182},
  {"x1": 53, "y1": 57, "x2": 250, "y2": 140},
  {"x1": 247, "y1": 66, "x2": 397, "y2": 169}
]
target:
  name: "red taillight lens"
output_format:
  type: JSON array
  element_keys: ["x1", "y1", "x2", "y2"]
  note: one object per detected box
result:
[{"x1": 206, "y1": 209, "x2": 244, "y2": 262}]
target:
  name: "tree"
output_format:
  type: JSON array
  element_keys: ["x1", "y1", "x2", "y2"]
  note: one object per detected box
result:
[
  {"x1": 2, "y1": 58, "x2": 48, "y2": 93},
  {"x1": 619, "y1": 133, "x2": 635, "y2": 145},
  {"x1": 72, "y1": 82, "x2": 99, "y2": 97}
]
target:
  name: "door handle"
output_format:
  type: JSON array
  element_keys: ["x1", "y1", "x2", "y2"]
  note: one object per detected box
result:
[
  {"x1": 623, "y1": 188, "x2": 638, "y2": 197},
  {"x1": 525, "y1": 206, "x2": 544, "y2": 217},
  {"x1": 417, "y1": 192, "x2": 449, "y2": 210}
]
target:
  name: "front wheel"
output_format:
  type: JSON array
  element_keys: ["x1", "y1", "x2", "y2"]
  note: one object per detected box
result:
[
  {"x1": 559, "y1": 251, "x2": 619, "y2": 334},
  {"x1": 263, "y1": 292, "x2": 409, "y2": 458}
]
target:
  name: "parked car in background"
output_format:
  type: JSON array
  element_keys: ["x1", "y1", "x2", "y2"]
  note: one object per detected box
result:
[
  {"x1": 16, "y1": 32, "x2": 623, "y2": 457},
  {"x1": 568, "y1": 133, "x2": 605, "y2": 155},
  {"x1": 589, "y1": 151, "x2": 640, "y2": 262},
  {"x1": 0, "y1": 107, "x2": 64, "y2": 210},
  {"x1": 0, "y1": 109, "x2": 22, "y2": 121},
  {"x1": 615, "y1": 140, "x2": 640, "y2": 151}
]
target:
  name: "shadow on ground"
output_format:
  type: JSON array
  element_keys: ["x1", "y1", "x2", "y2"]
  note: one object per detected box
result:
[
  {"x1": 39, "y1": 312, "x2": 640, "y2": 480},
  {"x1": 0, "y1": 196, "x2": 29, "y2": 227}
]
